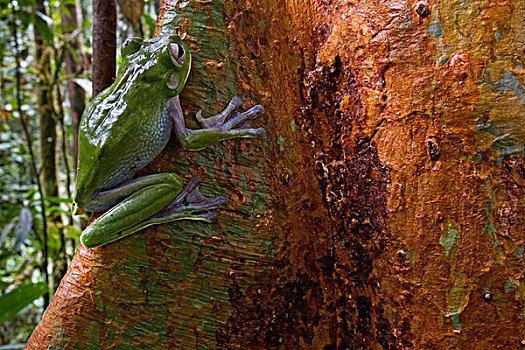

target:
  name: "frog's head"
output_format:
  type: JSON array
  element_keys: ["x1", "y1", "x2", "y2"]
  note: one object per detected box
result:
[{"x1": 118, "y1": 34, "x2": 191, "y2": 96}]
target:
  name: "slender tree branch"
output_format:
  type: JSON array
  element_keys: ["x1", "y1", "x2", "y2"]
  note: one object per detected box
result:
[{"x1": 52, "y1": 45, "x2": 74, "y2": 265}]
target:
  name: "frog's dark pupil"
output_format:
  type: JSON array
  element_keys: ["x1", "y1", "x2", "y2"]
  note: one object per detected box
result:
[{"x1": 176, "y1": 44, "x2": 184, "y2": 58}]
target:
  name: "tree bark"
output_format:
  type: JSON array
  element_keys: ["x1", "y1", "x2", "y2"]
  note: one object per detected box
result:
[
  {"x1": 92, "y1": 0, "x2": 116, "y2": 95},
  {"x1": 27, "y1": 0, "x2": 524, "y2": 349},
  {"x1": 61, "y1": 2, "x2": 86, "y2": 167}
]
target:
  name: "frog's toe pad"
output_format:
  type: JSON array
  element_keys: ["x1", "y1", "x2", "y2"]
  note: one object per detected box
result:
[
  {"x1": 191, "y1": 211, "x2": 217, "y2": 222},
  {"x1": 229, "y1": 96, "x2": 242, "y2": 108},
  {"x1": 223, "y1": 105, "x2": 265, "y2": 132}
]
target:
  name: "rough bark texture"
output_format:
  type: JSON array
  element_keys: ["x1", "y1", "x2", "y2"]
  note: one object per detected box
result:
[
  {"x1": 92, "y1": 0, "x2": 117, "y2": 95},
  {"x1": 27, "y1": 0, "x2": 524, "y2": 349}
]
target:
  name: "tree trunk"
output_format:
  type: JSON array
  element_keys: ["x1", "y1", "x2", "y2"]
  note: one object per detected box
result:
[
  {"x1": 92, "y1": 0, "x2": 116, "y2": 95},
  {"x1": 61, "y1": 2, "x2": 86, "y2": 166},
  {"x1": 27, "y1": 0, "x2": 524, "y2": 349}
]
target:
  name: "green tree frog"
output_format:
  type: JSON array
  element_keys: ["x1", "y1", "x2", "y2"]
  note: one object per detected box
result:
[{"x1": 73, "y1": 34, "x2": 265, "y2": 248}]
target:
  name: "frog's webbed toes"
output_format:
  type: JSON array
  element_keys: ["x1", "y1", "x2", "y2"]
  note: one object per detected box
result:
[
  {"x1": 197, "y1": 96, "x2": 265, "y2": 136},
  {"x1": 168, "y1": 175, "x2": 202, "y2": 208},
  {"x1": 178, "y1": 188, "x2": 228, "y2": 222},
  {"x1": 196, "y1": 96, "x2": 243, "y2": 129},
  {"x1": 153, "y1": 176, "x2": 229, "y2": 223},
  {"x1": 223, "y1": 104, "x2": 265, "y2": 131},
  {"x1": 186, "y1": 187, "x2": 229, "y2": 209}
]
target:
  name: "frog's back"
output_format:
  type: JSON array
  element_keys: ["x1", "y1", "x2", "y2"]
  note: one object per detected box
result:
[{"x1": 78, "y1": 90, "x2": 172, "y2": 192}]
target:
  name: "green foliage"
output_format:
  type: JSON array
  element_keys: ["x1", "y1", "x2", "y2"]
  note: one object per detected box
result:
[
  {"x1": 0, "y1": 282, "x2": 47, "y2": 323},
  {"x1": 34, "y1": 11, "x2": 53, "y2": 44}
]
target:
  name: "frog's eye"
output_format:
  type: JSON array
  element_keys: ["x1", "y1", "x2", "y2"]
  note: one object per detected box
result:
[
  {"x1": 169, "y1": 43, "x2": 186, "y2": 67},
  {"x1": 122, "y1": 37, "x2": 142, "y2": 56}
]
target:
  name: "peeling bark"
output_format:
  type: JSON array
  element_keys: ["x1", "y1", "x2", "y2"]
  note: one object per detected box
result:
[{"x1": 27, "y1": 0, "x2": 524, "y2": 349}]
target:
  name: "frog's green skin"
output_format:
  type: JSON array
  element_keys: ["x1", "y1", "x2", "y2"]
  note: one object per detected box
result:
[{"x1": 74, "y1": 34, "x2": 265, "y2": 248}]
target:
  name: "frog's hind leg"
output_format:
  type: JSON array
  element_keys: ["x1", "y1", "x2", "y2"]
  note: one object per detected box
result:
[
  {"x1": 118, "y1": 176, "x2": 229, "y2": 237},
  {"x1": 80, "y1": 173, "x2": 184, "y2": 247}
]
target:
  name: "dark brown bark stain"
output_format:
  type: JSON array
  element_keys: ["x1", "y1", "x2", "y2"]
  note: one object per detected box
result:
[
  {"x1": 217, "y1": 1, "x2": 396, "y2": 348},
  {"x1": 300, "y1": 57, "x2": 394, "y2": 348},
  {"x1": 216, "y1": 2, "x2": 338, "y2": 349}
]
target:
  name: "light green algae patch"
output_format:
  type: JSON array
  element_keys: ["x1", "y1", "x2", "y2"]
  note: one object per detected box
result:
[
  {"x1": 447, "y1": 270, "x2": 468, "y2": 331},
  {"x1": 426, "y1": 22, "x2": 443, "y2": 38},
  {"x1": 504, "y1": 280, "x2": 515, "y2": 293},
  {"x1": 426, "y1": 15, "x2": 448, "y2": 64},
  {"x1": 514, "y1": 247, "x2": 524, "y2": 262},
  {"x1": 440, "y1": 222, "x2": 459, "y2": 256}
]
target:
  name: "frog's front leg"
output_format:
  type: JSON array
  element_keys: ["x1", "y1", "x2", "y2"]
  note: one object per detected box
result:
[
  {"x1": 170, "y1": 95, "x2": 265, "y2": 151},
  {"x1": 80, "y1": 174, "x2": 227, "y2": 247}
]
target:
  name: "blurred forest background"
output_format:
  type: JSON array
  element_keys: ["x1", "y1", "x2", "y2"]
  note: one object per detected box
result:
[{"x1": 0, "y1": 0, "x2": 160, "y2": 346}]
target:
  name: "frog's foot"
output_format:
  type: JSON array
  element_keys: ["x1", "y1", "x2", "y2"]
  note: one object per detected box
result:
[
  {"x1": 112, "y1": 177, "x2": 228, "y2": 243},
  {"x1": 156, "y1": 176, "x2": 229, "y2": 222},
  {"x1": 170, "y1": 95, "x2": 266, "y2": 150},
  {"x1": 196, "y1": 97, "x2": 265, "y2": 136}
]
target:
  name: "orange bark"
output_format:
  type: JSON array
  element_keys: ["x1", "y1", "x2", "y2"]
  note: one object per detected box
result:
[{"x1": 28, "y1": 0, "x2": 524, "y2": 349}]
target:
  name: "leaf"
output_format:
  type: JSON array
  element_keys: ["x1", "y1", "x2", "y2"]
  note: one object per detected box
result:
[
  {"x1": 0, "y1": 143, "x2": 12, "y2": 151},
  {"x1": 36, "y1": 10, "x2": 53, "y2": 25},
  {"x1": 14, "y1": 207, "x2": 32, "y2": 249},
  {"x1": 68, "y1": 28, "x2": 81, "y2": 42},
  {"x1": 143, "y1": 13, "x2": 156, "y2": 38},
  {"x1": 34, "y1": 11, "x2": 53, "y2": 45},
  {"x1": 46, "y1": 207, "x2": 70, "y2": 216},
  {"x1": 59, "y1": 4, "x2": 71, "y2": 19},
  {"x1": 67, "y1": 46, "x2": 80, "y2": 66},
  {"x1": 24, "y1": 188, "x2": 37, "y2": 200},
  {"x1": 44, "y1": 196, "x2": 73, "y2": 204},
  {"x1": 19, "y1": 0, "x2": 37, "y2": 7},
  {"x1": 0, "y1": 282, "x2": 47, "y2": 323},
  {"x1": 73, "y1": 78, "x2": 92, "y2": 97}
]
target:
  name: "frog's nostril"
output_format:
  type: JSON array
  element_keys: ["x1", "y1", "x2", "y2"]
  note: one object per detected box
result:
[{"x1": 167, "y1": 74, "x2": 179, "y2": 90}]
